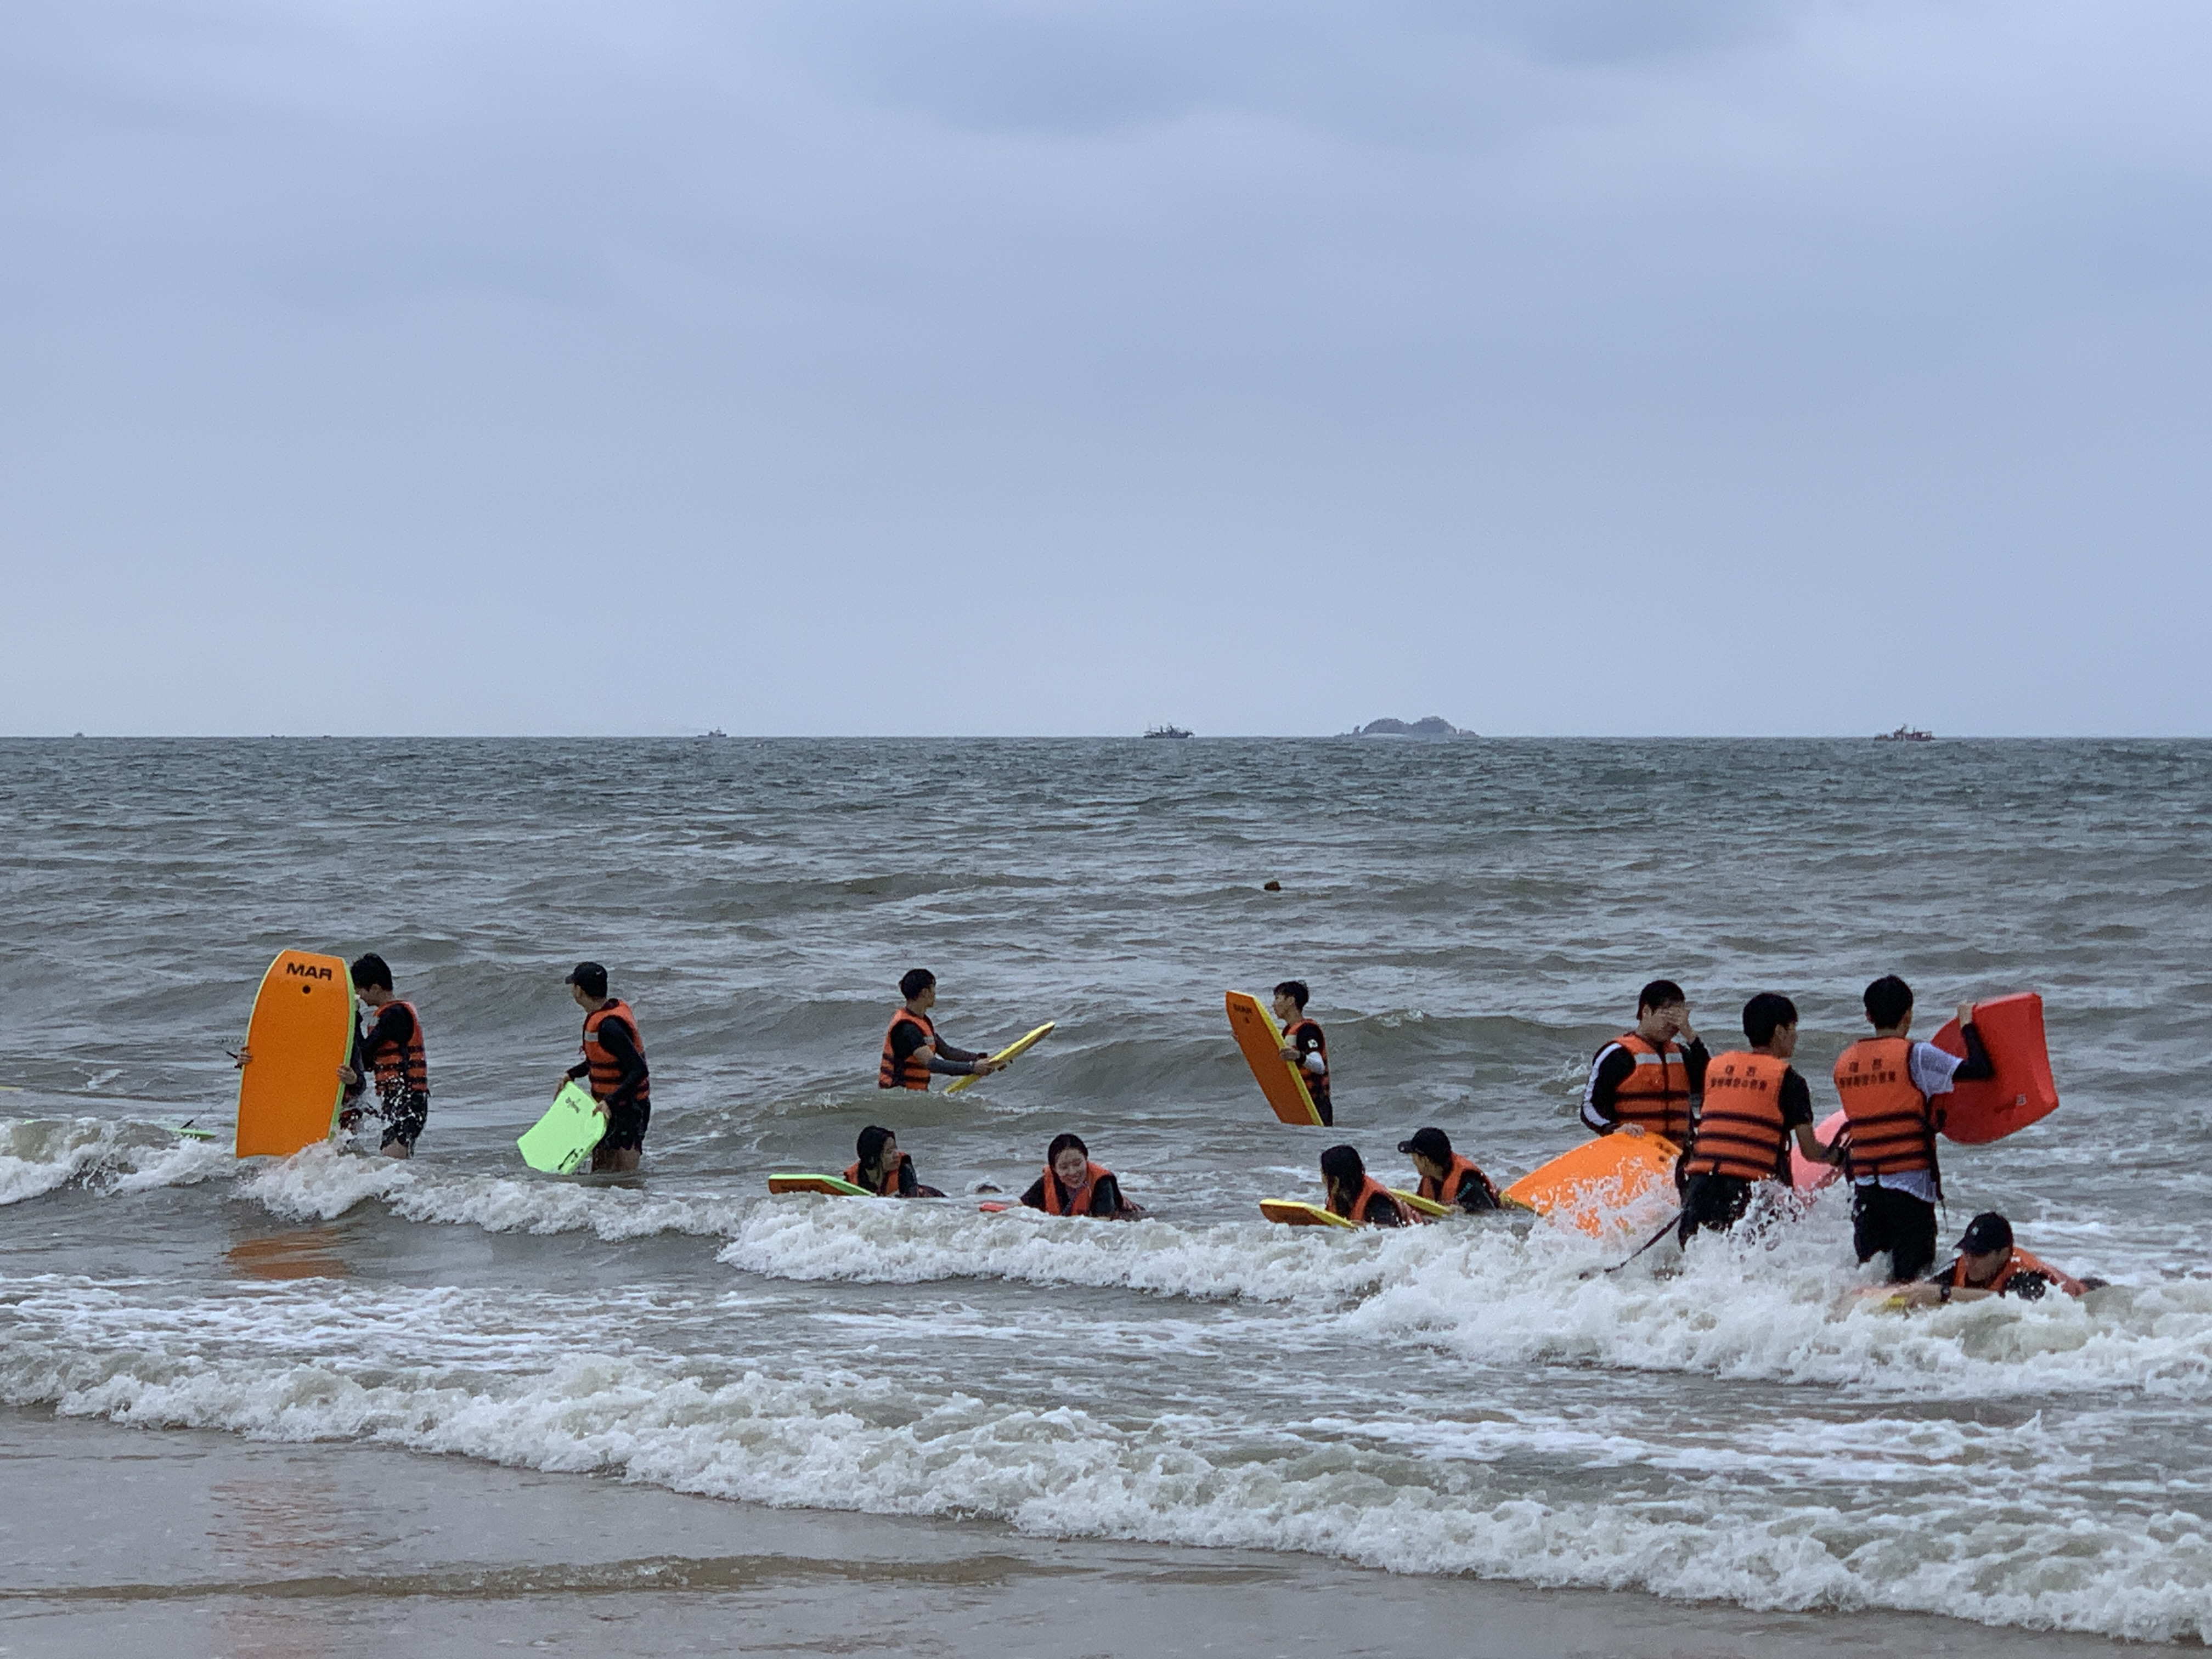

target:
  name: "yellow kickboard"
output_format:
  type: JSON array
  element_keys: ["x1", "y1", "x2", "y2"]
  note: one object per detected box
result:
[
  {"x1": 1391, "y1": 1188, "x2": 1451, "y2": 1217},
  {"x1": 768, "y1": 1173, "x2": 871, "y2": 1197},
  {"x1": 1226, "y1": 992, "x2": 1323, "y2": 1125},
  {"x1": 235, "y1": 950, "x2": 354, "y2": 1159},
  {"x1": 1260, "y1": 1198, "x2": 1355, "y2": 1228},
  {"x1": 1503, "y1": 1134, "x2": 1681, "y2": 1235},
  {"x1": 945, "y1": 1022, "x2": 1057, "y2": 1095}
]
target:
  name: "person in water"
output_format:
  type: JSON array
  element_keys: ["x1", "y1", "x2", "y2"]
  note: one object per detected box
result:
[
  {"x1": 1320, "y1": 1144, "x2": 1415, "y2": 1226},
  {"x1": 1893, "y1": 1212, "x2": 2101, "y2": 1306},
  {"x1": 847, "y1": 1125, "x2": 945, "y2": 1197},
  {"x1": 1833, "y1": 975, "x2": 1992, "y2": 1282},
  {"x1": 1675, "y1": 993, "x2": 1835, "y2": 1243},
  {"x1": 337, "y1": 952, "x2": 428, "y2": 1160},
  {"x1": 879, "y1": 969, "x2": 1006, "y2": 1091},
  {"x1": 1397, "y1": 1126, "x2": 1500, "y2": 1212},
  {"x1": 1273, "y1": 980, "x2": 1334, "y2": 1126},
  {"x1": 1582, "y1": 979, "x2": 1708, "y2": 1149},
  {"x1": 1019, "y1": 1133, "x2": 1144, "y2": 1219},
  {"x1": 562, "y1": 961, "x2": 650, "y2": 1173}
]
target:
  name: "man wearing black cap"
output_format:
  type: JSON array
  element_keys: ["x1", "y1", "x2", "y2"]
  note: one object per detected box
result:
[
  {"x1": 562, "y1": 962, "x2": 650, "y2": 1172},
  {"x1": 1398, "y1": 1127, "x2": 1502, "y2": 1213},
  {"x1": 1893, "y1": 1212, "x2": 2097, "y2": 1306}
]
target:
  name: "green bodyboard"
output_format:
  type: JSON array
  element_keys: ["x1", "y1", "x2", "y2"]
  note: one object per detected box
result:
[{"x1": 517, "y1": 1082, "x2": 605, "y2": 1173}]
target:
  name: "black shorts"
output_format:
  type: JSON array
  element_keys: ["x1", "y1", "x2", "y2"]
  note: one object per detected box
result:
[
  {"x1": 380, "y1": 1092, "x2": 428, "y2": 1151},
  {"x1": 1852, "y1": 1182, "x2": 1938, "y2": 1282},
  {"x1": 1676, "y1": 1172, "x2": 1753, "y2": 1244},
  {"x1": 601, "y1": 1098, "x2": 651, "y2": 1153}
]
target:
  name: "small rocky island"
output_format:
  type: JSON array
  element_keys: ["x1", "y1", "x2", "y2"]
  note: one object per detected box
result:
[{"x1": 1347, "y1": 716, "x2": 1476, "y2": 738}]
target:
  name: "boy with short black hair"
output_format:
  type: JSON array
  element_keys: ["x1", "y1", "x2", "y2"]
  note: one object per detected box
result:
[
  {"x1": 1272, "y1": 980, "x2": 1333, "y2": 1126},
  {"x1": 878, "y1": 969, "x2": 1004, "y2": 1091},
  {"x1": 339, "y1": 952, "x2": 428, "y2": 1160},
  {"x1": 1582, "y1": 979, "x2": 1707, "y2": 1146},
  {"x1": 1675, "y1": 992, "x2": 1833, "y2": 1243},
  {"x1": 562, "y1": 961, "x2": 651, "y2": 1173},
  {"x1": 1833, "y1": 975, "x2": 1992, "y2": 1281}
]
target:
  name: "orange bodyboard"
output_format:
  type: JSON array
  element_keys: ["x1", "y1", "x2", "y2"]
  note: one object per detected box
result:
[
  {"x1": 234, "y1": 950, "x2": 353, "y2": 1158},
  {"x1": 1226, "y1": 992, "x2": 1323, "y2": 1125},
  {"x1": 1502, "y1": 1134, "x2": 1681, "y2": 1235},
  {"x1": 1929, "y1": 992, "x2": 2058, "y2": 1145},
  {"x1": 1259, "y1": 1198, "x2": 1355, "y2": 1228}
]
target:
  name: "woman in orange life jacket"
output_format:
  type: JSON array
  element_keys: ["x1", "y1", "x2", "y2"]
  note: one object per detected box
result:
[
  {"x1": 1835, "y1": 975, "x2": 1993, "y2": 1282},
  {"x1": 1581, "y1": 979, "x2": 1709, "y2": 1161},
  {"x1": 1018, "y1": 1133, "x2": 1144, "y2": 1220},
  {"x1": 336, "y1": 952, "x2": 428, "y2": 1160},
  {"x1": 1675, "y1": 993, "x2": 1837, "y2": 1245},
  {"x1": 845, "y1": 1125, "x2": 946, "y2": 1199},
  {"x1": 1891, "y1": 1212, "x2": 2103, "y2": 1307},
  {"x1": 1397, "y1": 1126, "x2": 1501, "y2": 1213},
  {"x1": 879, "y1": 968, "x2": 1006, "y2": 1092},
  {"x1": 560, "y1": 961, "x2": 651, "y2": 1173},
  {"x1": 1272, "y1": 980, "x2": 1334, "y2": 1126},
  {"x1": 1319, "y1": 1144, "x2": 1417, "y2": 1227}
]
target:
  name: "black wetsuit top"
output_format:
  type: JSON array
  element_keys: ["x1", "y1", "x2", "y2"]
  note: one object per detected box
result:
[{"x1": 888, "y1": 1020, "x2": 989, "y2": 1077}]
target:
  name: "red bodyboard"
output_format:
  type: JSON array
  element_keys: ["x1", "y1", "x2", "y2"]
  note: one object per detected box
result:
[
  {"x1": 1929, "y1": 992, "x2": 2058, "y2": 1145},
  {"x1": 1791, "y1": 1110, "x2": 1847, "y2": 1190}
]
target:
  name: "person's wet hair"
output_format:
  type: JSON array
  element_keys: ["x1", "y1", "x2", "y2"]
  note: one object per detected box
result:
[
  {"x1": 1742, "y1": 992, "x2": 1798, "y2": 1048},
  {"x1": 856, "y1": 1125, "x2": 896, "y2": 1169},
  {"x1": 1274, "y1": 980, "x2": 1310, "y2": 1010},
  {"x1": 350, "y1": 953, "x2": 392, "y2": 992},
  {"x1": 1047, "y1": 1132, "x2": 1088, "y2": 1164},
  {"x1": 1319, "y1": 1144, "x2": 1364, "y2": 1184},
  {"x1": 1638, "y1": 979, "x2": 1685, "y2": 1014},
  {"x1": 899, "y1": 968, "x2": 935, "y2": 1000},
  {"x1": 1864, "y1": 975, "x2": 1914, "y2": 1029}
]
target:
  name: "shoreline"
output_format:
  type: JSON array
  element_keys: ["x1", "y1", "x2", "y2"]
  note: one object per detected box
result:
[{"x1": 1, "y1": 1406, "x2": 2142, "y2": 1657}]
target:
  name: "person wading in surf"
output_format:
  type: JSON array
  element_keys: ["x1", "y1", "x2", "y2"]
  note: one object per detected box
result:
[
  {"x1": 1892, "y1": 1211, "x2": 2103, "y2": 1306},
  {"x1": 1019, "y1": 1132, "x2": 1144, "y2": 1219},
  {"x1": 561, "y1": 961, "x2": 650, "y2": 1173},
  {"x1": 1398, "y1": 1126, "x2": 1502, "y2": 1213},
  {"x1": 1582, "y1": 980, "x2": 1708, "y2": 1155},
  {"x1": 1320, "y1": 1144, "x2": 1415, "y2": 1226},
  {"x1": 1273, "y1": 980, "x2": 1334, "y2": 1126},
  {"x1": 1833, "y1": 975, "x2": 1992, "y2": 1282},
  {"x1": 1674, "y1": 993, "x2": 1835, "y2": 1243},
  {"x1": 337, "y1": 952, "x2": 428, "y2": 1160},
  {"x1": 848, "y1": 1125, "x2": 945, "y2": 1198},
  {"x1": 879, "y1": 969, "x2": 1005, "y2": 1092}
]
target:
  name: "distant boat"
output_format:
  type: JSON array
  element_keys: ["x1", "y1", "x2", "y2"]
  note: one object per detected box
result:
[
  {"x1": 699, "y1": 729, "x2": 728, "y2": 740},
  {"x1": 1876, "y1": 725, "x2": 1933, "y2": 742},
  {"x1": 1143, "y1": 724, "x2": 1193, "y2": 740}
]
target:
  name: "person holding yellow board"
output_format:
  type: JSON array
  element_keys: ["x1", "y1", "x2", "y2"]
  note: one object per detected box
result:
[
  {"x1": 1272, "y1": 981, "x2": 1333, "y2": 1126},
  {"x1": 878, "y1": 968, "x2": 1006, "y2": 1091}
]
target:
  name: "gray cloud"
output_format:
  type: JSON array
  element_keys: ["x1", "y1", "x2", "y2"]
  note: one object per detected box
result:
[{"x1": 3, "y1": 1, "x2": 2208, "y2": 736}]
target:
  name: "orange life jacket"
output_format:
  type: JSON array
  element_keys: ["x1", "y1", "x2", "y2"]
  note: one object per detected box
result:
[
  {"x1": 365, "y1": 998, "x2": 428, "y2": 1102},
  {"x1": 1418, "y1": 1154, "x2": 1498, "y2": 1210},
  {"x1": 844, "y1": 1157, "x2": 905, "y2": 1196},
  {"x1": 1682, "y1": 1051, "x2": 1790, "y2": 1182},
  {"x1": 878, "y1": 1009, "x2": 935, "y2": 1091},
  {"x1": 1327, "y1": 1174, "x2": 1415, "y2": 1226},
  {"x1": 1285, "y1": 1019, "x2": 1331, "y2": 1109},
  {"x1": 1833, "y1": 1037, "x2": 1936, "y2": 1180},
  {"x1": 1605, "y1": 1032, "x2": 1694, "y2": 1143},
  {"x1": 1042, "y1": 1160, "x2": 1114, "y2": 1217},
  {"x1": 1950, "y1": 1246, "x2": 2085, "y2": 1297},
  {"x1": 581, "y1": 1000, "x2": 650, "y2": 1110}
]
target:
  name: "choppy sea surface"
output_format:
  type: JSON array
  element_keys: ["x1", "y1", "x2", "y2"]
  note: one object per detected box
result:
[{"x1": 3, "y1": 737, "x2": 2209, "y2": 1641}]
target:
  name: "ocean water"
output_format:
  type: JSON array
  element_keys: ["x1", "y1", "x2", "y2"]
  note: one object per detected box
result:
[{"x1": 2, "y1": 736, "x2": 2209, "y2": 1643}]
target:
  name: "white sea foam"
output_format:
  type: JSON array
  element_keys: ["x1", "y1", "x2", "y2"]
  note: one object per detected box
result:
[
  {"x1": 1, "y1": 1285, "x2": 2205, "y2": 1644},
  {"x1": 0, "y1": 1116, "x2": 229, "y2": 1206}
]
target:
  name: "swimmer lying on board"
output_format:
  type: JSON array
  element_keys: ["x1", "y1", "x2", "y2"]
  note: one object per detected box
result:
[
  {"x1": 847, "y1": 1126, "x2": 945, "y2": 1198},
  {"x1": 1398, "y1": 1126, "x2": 1501, "y2": 1212},
  {"x1": 1321, "y1": 1144, "x2": 1416, "y2": 1226},
  {"x1": 1018, "y1": 1133, "x2": 1144, "y2": 1219},
  {"x1": 1889, "y1": 1212, "x2": 2104, "y2": 1306}
]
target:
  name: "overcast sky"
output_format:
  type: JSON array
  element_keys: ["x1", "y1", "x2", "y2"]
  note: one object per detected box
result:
[{"x1": 3, "y1": 2, "x2": 2208, "y2": 736}]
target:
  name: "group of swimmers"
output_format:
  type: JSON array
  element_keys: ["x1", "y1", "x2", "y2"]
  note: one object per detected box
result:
[{"x1": 304, "y1": 955, "x2": 2092, "y2": 1303}]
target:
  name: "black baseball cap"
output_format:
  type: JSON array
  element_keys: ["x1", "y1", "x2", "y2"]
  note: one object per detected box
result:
[
  {"x1": 1956, "y1": 1212, "x2": 2013, "y2": 1255},
  {"x1": 565, "y1": 961, "x2": 608, "y2": 997},
  {"x1": 1397, "y1": 1126, "x2": 1453, "y2": 1163}
]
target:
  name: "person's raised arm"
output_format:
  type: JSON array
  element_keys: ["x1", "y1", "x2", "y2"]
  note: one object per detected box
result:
[{"x1": 1950, "y1": 1003, "x2": 1994, "y2": 1081}]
